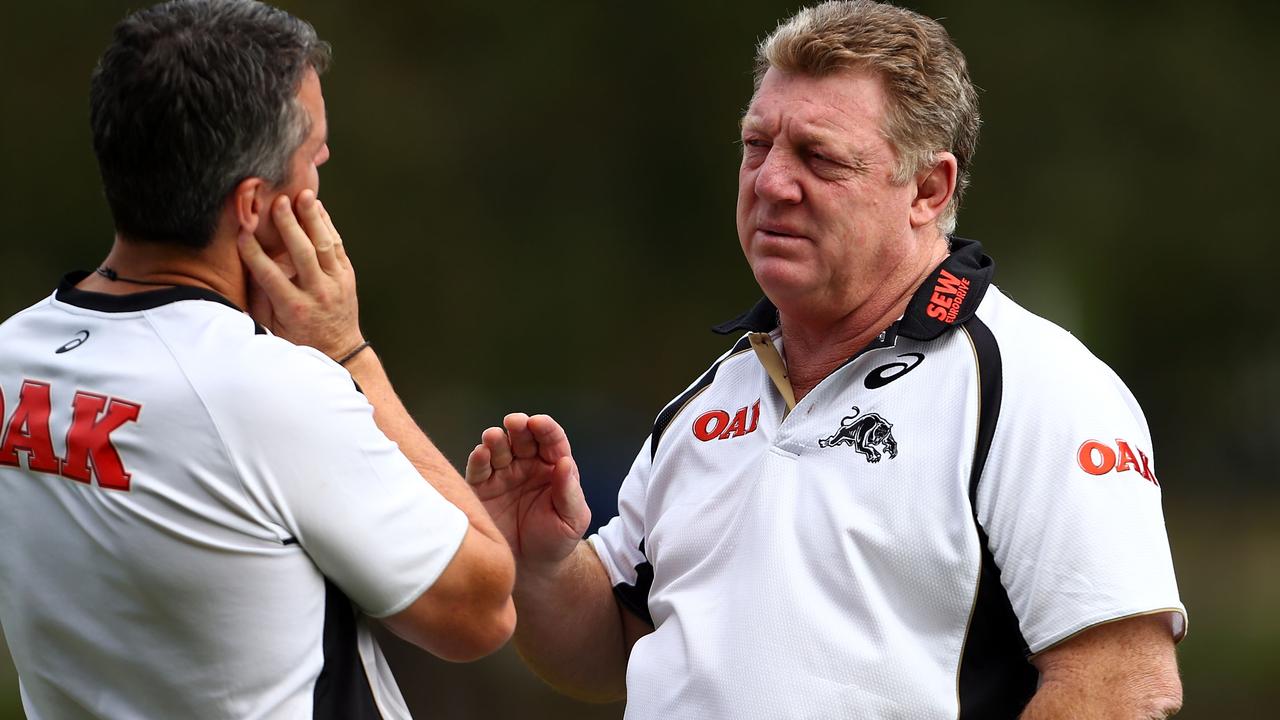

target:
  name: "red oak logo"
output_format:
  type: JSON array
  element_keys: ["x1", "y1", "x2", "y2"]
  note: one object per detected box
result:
[
  {"x1": 0, "y1": 379, "x2": 141, "y2": 491},
  {"x1": 693, "y1": 400, "x2": 761, "y2": 442},
  {"x1": 1076, "y1": 438, "x2": 1158, "y2": 487}
]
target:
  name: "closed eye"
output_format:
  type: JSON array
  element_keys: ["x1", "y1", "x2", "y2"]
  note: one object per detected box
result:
[{"x1": 811, "y1": 153, "x2": 868, "y2": 176}]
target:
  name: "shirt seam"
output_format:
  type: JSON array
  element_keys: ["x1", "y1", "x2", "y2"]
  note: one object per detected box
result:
[
  {"x1": 140, "y1": 310, "x2": 294, "y2": 543},
  {"x1": 1027, "y1": 605, "x2": 1188, "y2": 656}
]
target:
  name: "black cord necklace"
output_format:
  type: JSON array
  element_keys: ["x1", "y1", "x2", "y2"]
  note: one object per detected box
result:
[{"x1": 95, "y1": 266, "x2": 176, "y2": 287}]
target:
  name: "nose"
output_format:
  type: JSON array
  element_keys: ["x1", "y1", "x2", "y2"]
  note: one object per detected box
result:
[
  {"x1": 753, "y1": 148, "x2": 802, "y2": 204},
  {"x1": 316, "y1": 142, "x2": 331, "y2": 167}
]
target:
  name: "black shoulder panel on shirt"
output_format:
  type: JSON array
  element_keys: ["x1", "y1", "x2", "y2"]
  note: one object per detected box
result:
[
  {"x1": 649, "y1": 335, "x2": 752, "y2": 461},
  {"x1": 313, "y1": 579, "x2": 383, "y2": 720},
  {"x1": 612, "y1": 539, "x2": 655, "y2": 627},
  {"x1": 963, "y1": 317, "x2": 1003, "y2": 506},
  {"x1": 957, "y1": 317, "x2": 1038, "y2": 718}
]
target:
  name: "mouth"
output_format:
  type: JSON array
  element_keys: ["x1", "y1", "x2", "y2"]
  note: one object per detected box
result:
[{"x1": 756, "y1": 225, "x2": 808, "y2": 240}]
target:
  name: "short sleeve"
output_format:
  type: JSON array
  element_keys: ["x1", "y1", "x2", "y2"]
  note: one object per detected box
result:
[
  {"x1": 588, "y1": 437, "x2": 654, "y2": 625},
  {"x1": 214, "y1": 345, "x2": 467, "y2": 618},
  {"x1": 978, "y1": 339, "x2": 1186, "y2": 654}
]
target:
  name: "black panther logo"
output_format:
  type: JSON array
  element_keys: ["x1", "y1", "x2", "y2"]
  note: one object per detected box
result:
[{"x1": 817, "y1": 406, "x2": 899, "y2": 463}]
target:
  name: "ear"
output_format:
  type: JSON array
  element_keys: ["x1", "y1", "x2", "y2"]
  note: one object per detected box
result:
[
  {"x1": 909, "y1": 151, "x2": 958, "y2": 230},
  {"x1": 232, "y1": 177, "x2": 268, "y2": 234}
]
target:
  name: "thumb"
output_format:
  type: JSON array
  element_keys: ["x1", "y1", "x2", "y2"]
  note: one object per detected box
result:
[{"x1": 550, "y1": 456, "x2": 590, "y2": 537}]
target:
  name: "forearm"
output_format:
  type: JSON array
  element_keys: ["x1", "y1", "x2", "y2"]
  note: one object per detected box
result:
[
  {"x1": 383, "y1": 527, "x2": 518, "y2": 662},
  {"x1": 1021, "y1": 680, "x2": 1181, "y2": 720},
  {"x1": 1024, "y1": 614, "x2": 1183, "y2": 719},
  {"x1": 343, "y1": 348, "x2": 504, "y2": 545},
  {"x1": 344, "y1": 347, "x2": 516, "y2": 657},
  {"x1": 514, "y1": 541, "x2": 632, "y2": 702}
]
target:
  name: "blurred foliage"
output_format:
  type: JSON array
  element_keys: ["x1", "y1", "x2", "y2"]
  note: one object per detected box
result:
[{"x1": 0, "y1": 1, "x2": 1276, "y2": 718}]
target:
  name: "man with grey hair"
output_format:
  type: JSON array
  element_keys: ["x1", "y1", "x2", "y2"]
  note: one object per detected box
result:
[
  {"x1": 465, "y1": 1, "x2": 1186, "y2": 717},
  {"x1": 0, "y1": 1, "x2": 514, "y2": 717}
]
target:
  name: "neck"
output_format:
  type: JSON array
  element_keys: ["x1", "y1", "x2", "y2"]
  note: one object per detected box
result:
[
  {"x1": 779, "y1": 240, "x2": 948, "y2": 401},
  {"x1": 77, "y1": 232, "x2": 248, "y2": 309}
]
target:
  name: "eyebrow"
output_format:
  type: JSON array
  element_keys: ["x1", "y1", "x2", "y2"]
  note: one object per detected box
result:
[
  {"x1": 740, "y1": 117, "x2": 852, "y2": 154},
  {"x1": 796, "y1": 126, "x2": 840, "y2": 144},
  {"x1": 739, "y1": 115, "x2": 766, "y2": 133}
]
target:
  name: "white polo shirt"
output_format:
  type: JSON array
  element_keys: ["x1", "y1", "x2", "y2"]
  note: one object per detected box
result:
[
  {"x1": 590, "y1": 239, "x2": 1185, "y2": 720},
  {"x1": 0, "y1": 275, "x2": 468, "y2": 719}
]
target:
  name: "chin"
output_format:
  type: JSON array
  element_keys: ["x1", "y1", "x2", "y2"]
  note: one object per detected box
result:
[{"x1": 751, "y1": 259, "x2": 815, "y2": 304}]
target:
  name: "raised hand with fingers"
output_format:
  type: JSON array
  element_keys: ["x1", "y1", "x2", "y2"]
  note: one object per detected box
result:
[
  {"x1": 237, "y1": 189, "x2": 365, "y2": 362},
  {"x1": 466, "y1": 413, "x2": 591, "y2": 570}
]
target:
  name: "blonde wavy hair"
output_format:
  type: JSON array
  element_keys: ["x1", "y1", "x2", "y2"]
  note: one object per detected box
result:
[{"x1": 756, "y1": 0, "x2": 980, "y2": 235}]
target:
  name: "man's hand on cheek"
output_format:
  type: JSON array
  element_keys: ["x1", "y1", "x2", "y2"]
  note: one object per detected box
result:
[
  {"x1": 237, "y1": 190, "x2": 365, "y2": 361},
  {"x1": 243, "y1": 205, "x2": 296, "y2": 332}
]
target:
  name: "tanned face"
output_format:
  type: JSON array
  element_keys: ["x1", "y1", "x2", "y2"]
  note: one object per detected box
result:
[{"x1": 736, "y1": 67, "x2": 927, "y2": 323}]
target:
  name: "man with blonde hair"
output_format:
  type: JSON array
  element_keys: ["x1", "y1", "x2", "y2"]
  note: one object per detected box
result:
[{"x1": 466, "y1": 1, "x2": 1186, "y2": 717}]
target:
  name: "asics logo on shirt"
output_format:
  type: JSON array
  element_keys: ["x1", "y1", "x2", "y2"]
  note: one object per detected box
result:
[
  {"x1": 55, "y1": 330, "x2": 90, "y2": 354},
  {"x1": 864, "y1": 353, "x2": 924, "y2": 389}
]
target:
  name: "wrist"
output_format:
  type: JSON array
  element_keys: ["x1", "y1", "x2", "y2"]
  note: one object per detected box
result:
[
  {"x1": 515, "y1": 544, "x2": 585, "y2": 592},
  {"x1": 333, "y1": 338, "x2": 371, "y2": 365}
]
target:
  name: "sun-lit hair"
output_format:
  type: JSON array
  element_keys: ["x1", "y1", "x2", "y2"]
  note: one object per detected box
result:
[{"x1": 755, "y1": 0, "x2": 980, "y2": 235}]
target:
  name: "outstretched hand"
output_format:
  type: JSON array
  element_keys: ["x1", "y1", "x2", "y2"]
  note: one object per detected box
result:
[
  {"x1": 466, "y1": 413, "x2": 590, "y2": 571},
  {"x1": 236, "y1": 190, "x2": 365, "y2": 361}
]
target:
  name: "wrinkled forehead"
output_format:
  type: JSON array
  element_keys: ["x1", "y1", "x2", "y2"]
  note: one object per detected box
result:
[{"x1": 741, "y1": 67, "x2": 890, "y2": 141}]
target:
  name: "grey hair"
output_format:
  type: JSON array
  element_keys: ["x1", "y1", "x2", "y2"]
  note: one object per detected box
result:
[
  {"x1": 756, "y1": 0, "x2": 980, "y2": 235},
  {"x1": 224, "y1": 92, "x2": 313, "y2": 200},
  {"x1": 91, "y1": 0, "x2": 331, "y2": 247}
]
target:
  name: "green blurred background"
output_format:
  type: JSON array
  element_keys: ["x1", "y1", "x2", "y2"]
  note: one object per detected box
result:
[{"x1": 1, "y1": 0, "x2": 1276, "y2": 717}]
